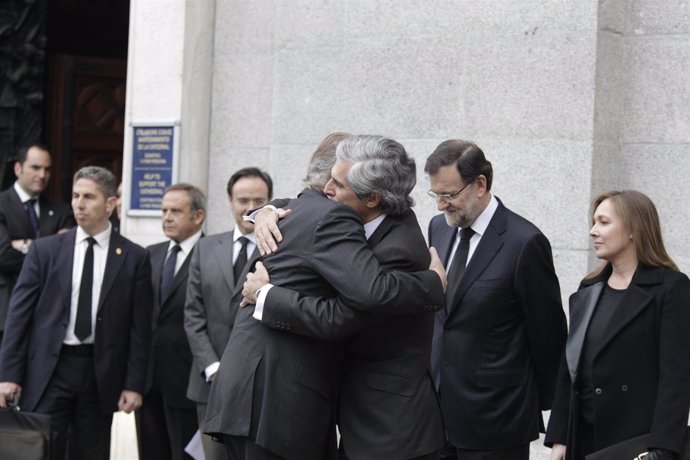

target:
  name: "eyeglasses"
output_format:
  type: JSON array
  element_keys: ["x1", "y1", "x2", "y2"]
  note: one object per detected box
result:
[{"x1": 427, "y1": 181, "x2": 472, "y2": 202}]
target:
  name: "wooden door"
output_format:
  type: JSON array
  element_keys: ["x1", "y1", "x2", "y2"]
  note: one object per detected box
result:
[{"x1": 46, "y1": 54, "x2": 126, "y2": 200}]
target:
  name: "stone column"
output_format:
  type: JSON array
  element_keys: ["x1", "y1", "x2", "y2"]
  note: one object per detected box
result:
[{"x1": 121, "y1": 0, "x2": 216, "y2": 245}]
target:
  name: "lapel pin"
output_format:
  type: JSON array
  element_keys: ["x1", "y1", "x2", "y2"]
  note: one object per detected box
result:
[
  {"x1": 49, "y1": 210, "x2": 54, "y2": 216},
  {"x1": 116, "y1": 248, "x2": 122, "y2": 255}
]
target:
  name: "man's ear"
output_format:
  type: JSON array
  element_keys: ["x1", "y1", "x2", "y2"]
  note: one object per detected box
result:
[
  {"x1": 13, "y1": 161, "x2": 21, "y2": 178},
  {"x1": 475, "y1": 175, "x2": 488, "y2": 196},
  {"x1": 193, "y1": 209, "x2": 206, "y2": 226},
  {"x1": 105, "y1": 196, "x2": 117, "y2": 215},
  {"x1": 366, "y1": 192, "x2": 381, "y2": 209}
]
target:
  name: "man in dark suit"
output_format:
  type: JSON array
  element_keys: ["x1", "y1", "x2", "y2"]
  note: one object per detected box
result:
[
  {"x1": 184, "y1": 167, "x2": 272, "y2": 460},
  {"x1": 425, "y1": 140, "x2": 567, "y2": 460},
  {"x1": 204, "y1": 135, "x2": 446, "y2": 460},
  {"x1": 0, "y1": 143, "x2": 74, "y2": 338},
  {"x1": 241, "y1": 134, "x2": 445, "y2": 459},
  {"x1": 136, "y1": 183, "x2": 206, "y2": 460},
  {"x1": 0, "y1": 165, "x2": 153, "y2": 460}
]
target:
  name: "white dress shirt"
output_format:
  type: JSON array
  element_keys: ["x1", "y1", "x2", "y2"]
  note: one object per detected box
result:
[
  {"x1": 446, "y1": 194, "x2": 498, "y2": 272},
  {"x1": 64, "y1": 225, "x2": 112, "y2": 345},
  {"x1": 204, "y1": 225, "x2": 257, "y2": 381},
  {"x1": 232, "y1": 224, "x2": 257, "y2": 264},
  {"x1": 166, "y1": 229, "x2": 203, "y2": 275},
  {"x1": 14, "y1": 181, "x2": 40, "y2": 217}
]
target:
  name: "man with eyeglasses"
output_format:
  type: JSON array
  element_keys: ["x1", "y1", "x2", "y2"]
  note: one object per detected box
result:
[
  {"x1": 425, "y1": 140, "x2": 567, "y2": 460},
  {"x1": 184, "y1": 167, "x2": 272, "y2": 460}
]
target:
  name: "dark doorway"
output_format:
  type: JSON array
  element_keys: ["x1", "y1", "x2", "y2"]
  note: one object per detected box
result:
[
  {"x1": 0, "y1": 0, "x2": 129, "y2": 199},
  {"x1": 46, "y1": 0, "x2": 130, "y2": 200}
]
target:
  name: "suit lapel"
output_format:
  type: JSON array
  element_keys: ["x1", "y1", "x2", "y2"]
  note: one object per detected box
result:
[
  {"x1": 170, "y1": 250, "x2": 192, "y2": 295},
  {"x1": 216, "y1": 231, "x2": 235, "y2": 292},
  {"x1": 8, "y1": 188, "x2": 34, "y2": 237},
  {"x1": 431, "y1": 219, "x2": 457, "y2": 324},
  {"x1": 57, "y1": 229, "x2": 77, "y2": 316},
  {"x1": 230, "y1": 247, "x2": 261, "y2": 300},
  {"x1": 98, "y1": 232, "x2": 126, "y2": 313},
  {"x1": 446, "y1": 206, "x2": 506, "y2": 316},
  {"x1": 565, "y1": 282, "x2": 602, "y2": 381},
  {"x1": 592, "y1": 277, "x2": 655, "y2": 358},
  {"x1": 367, "y1": 215, "x2": 394, "y2": 249},
  {"x1": 149, "y1": 243, "x2": 167, "y2": 321},
  {"x1": 37, "y1": 196, "x2": 58, "y2": 236},
  {"x1": 564, "y1": 264, "x2": 661, "y2": 380},
  {"x1": 433, "y1": 220, "x2": 456, "y2": 267}
]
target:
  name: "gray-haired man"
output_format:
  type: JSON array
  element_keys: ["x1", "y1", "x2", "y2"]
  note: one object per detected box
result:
[{"x1": 205, "y1": 134, "x2": 446, "y2": 460}]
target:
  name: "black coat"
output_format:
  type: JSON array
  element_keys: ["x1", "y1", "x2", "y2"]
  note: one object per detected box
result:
[
  {"x1": 428, "y1": 199, "x2": 567, "y2": 449},
  {"x1": 259, "y1": 210, "x2": 445, "y2": 459},
  {"x1": 145, "y1": 240, "x2": 196, "y2": 408},
  {"x1": 0, "y1": 228, "x2": 153, "y2": 412},
  {"x1": 0, "y1": 187, "x2": 73, "y2": 330},
  {"x1": 545, "y1": 264, "x2": 690, "y2": 458},
  {"x1": 203, "y1": 189, "x2": 445, "y2": 460}
]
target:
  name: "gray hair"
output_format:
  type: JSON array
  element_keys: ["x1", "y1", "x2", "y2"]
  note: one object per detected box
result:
[
  {"x1": 164, "y1": 182, "x2": 207, "y2": 214},
  {"x1": 337, "y1": 135, "x2": 416, "y2": 216},
  {"x1": 304, "y1": 132, "x2": 352, "y2": 191},
  {"x1": 73, "y1": 166, "x2": 118, "y2": 198}
]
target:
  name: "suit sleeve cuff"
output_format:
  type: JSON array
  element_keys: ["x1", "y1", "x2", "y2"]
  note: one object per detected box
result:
[
  {"x1": 244, "y1": 205, "x2": 277, "y2": 223},
  {"x1": 253, "y1": 284, "x2": 274, "y2": 321},
  {"x1": 204, "y1": 362, "x2": 220, "y2": 382}
]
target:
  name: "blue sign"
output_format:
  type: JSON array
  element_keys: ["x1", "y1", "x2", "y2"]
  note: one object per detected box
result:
[{"x1": 130, "y1": 124, "x2": 178, "y2": 214}]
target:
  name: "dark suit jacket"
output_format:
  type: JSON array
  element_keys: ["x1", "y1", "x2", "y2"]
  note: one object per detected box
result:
[
  {"x1": 545, "y1": 264, "x2": 690, "y2": 457},
  {"x1": 260, "y1": 210, "x2": 444, "y2": 459},
  {"x1": 204, "y1": 189, "x2": 444, "y2": 460},
  {"x1": 0, "y1": 228, "x2": 153, "y2": 413},
  {"x1": 0, "y1": 187, "x2": 73, "y2": 330},
  {"x1": 184, "y1": 229, "x2": 249, "y2": 404},
  {"x1": 428, "y1": 199, "x2": 566, "y2": 450},
  {"x1": 145, "y1": 240, "x2": 196, "y2": 408}
]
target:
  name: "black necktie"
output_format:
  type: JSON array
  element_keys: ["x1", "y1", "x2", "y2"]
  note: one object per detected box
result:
[
  {"x1": 233, "y1": 237, "x2": 249, "y2": 282},
  {"x1": 75, "y1": 237, "x2": 96, "y2": 341},
  {"x1": 25, "y1": 199, "x2": 40, "y2": 238},
  {"x1": 160, "y1": 244, "x2": 181, "y2": 301},
  {"x1": 447, "y1": 227, "x2": 475, "y2": 286}
]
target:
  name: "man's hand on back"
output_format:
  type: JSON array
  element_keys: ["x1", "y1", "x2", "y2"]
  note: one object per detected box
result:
[
  {"x1": 255, "y1": 208, "x2": 291, "y2": 256},
  {"x1": 241, "y1": 261, "x2": 271, "y2": 306}
]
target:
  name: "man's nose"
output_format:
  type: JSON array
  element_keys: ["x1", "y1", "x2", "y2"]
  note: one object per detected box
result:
[{"x1": 323, "y1": 179, "x2": 335, "y2": 196}]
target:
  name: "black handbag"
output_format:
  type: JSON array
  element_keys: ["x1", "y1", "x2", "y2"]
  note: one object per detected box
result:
[
  {"x1": 0, "y1": 403, "x2": 52, "y2": 460},
  {"x1": 585, "y1": 427, "x2": 690, "y2": 460}
]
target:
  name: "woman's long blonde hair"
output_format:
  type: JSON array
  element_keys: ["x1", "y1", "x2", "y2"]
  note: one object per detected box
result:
[{"x1": 586, "y1": 190, "x2": 677, "y2": 279}]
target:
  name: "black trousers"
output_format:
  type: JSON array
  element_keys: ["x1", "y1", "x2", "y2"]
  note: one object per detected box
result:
[
  {"x1": 34, "y1": 345, "x2": 112, "y2": 460},
  {"x1": 339, "y1": 439, "x2": 440, "y2": 460},
  {"x1": 440, "y1": 441, "x2": 530, "y2": 460},
  {"x1": 224, "y1": 435, "x2": 287, "y2": 460},
  {"x1": 135, "y1": 384, "x2": 198, "y2": 460}
]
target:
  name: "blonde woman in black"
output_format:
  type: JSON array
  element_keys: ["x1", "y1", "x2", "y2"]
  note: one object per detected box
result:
[{"x1": 546, "y1": 190, "x2": 690, "y2": 460}]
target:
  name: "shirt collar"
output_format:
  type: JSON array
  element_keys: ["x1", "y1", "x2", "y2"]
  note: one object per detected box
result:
[
  {"x1": 363, "y1": 214, "x2": 386, "y2": 240},
  {"x1": 233, "y1": 224, "x2": 256, "y2": 245},
  {"x1": 13, "y1": 182, "x2": 34, "y2": 203},
  {"x1": 467, "y1": 194, "x2": 498, "y2": 237},
  {"x1": 76, "y1": 223, "x2": 112, "y2": 247},
  {"x1": 169, "y1": 229, "x2": 202, "y2": 254}
]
